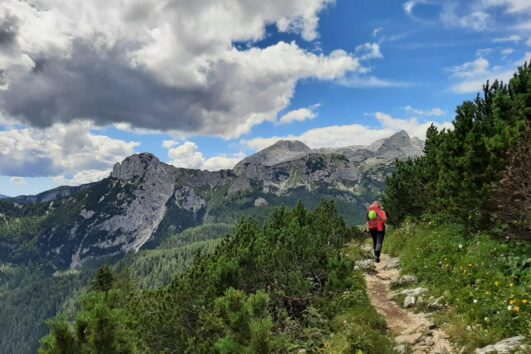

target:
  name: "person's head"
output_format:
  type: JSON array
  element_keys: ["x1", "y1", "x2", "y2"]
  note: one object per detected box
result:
[{"x1": 371, "y1": 201, "x2": 383, "y2": 209}]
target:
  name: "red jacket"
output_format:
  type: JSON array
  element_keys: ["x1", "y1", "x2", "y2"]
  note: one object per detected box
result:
[{"x1": 367, "y1": 206, "x2": 387, "y2": 232}]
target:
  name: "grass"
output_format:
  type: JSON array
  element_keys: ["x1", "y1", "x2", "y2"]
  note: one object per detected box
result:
[{"x1": 384, "y1": 221, "x2": 531, "y2": 352}]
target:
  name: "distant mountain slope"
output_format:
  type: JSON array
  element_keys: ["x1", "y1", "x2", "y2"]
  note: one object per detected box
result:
[
  {"x1": 0, "y1": 130, "x2": 423, "y2": 269},
  {"x1": 0, "y1": 194, "x2": 9, "y2": 199}
]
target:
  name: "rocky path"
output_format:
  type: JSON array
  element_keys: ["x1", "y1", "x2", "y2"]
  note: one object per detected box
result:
[{"x1": 363, "y1": 253, "x2": 454, "y2": 354}]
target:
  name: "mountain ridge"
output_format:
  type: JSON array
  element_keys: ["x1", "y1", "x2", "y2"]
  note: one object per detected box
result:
[{"x1": 0, "y1": 130, "x2": 423, "y2": 269}]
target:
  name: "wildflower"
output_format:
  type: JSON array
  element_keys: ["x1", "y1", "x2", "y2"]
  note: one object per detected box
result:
[
  {"x1": 495, "y1": 281, "x2": 501, "y2": 287},
  {"x1": 514, "y1": 306, "x2": 520, "y2": 313},
  {"x1": 484, "y1": 317, "x2": 489, "y2": 321},
  {"x1": 459, "y1": 244, "x2": 463, "y2": 249},
  {"x1": 507, "y1": 305, "x2": 512, "y2": 311},
  {"x1": 509, "y1": 283, "x2": 514, "y2": 288},
  {"x1": 522, "y1": 299, "x2": 528, "y2": 304},
  {"x1": 509, "y1": 300, "x2": 516, "y2": 305},
  {"x1": 473, "y1": 299, "x2": 478, "y2": 303}
]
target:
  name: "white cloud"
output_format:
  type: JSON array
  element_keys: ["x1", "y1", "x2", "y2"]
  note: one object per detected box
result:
[
  {"x1": 355, "y1": 42, "x2": 383, "y2": 61},
  {"x1": 165, "y1": 141, "x2": 245, "y2": 171},
  {"x1": 501, "y1": 48, "x2": 514, "y2": 56},
  {"x1": 403, "y1": 106, "x2": 446, "y2": 117},
  {"x1": 480, "y1": 0, "x2": 531, "y2": 14},
  {"x1": 526, "y1": 37, "x2": 531, "y2": 46},
  {"x1": 456, "y1": 11, "x2": 490, "y2": 31},
  {"x1": 339, "y1": 76, "x2": 411, "y2": 88},
  {"x1": 242, "y1": 112, "x2": 452, "y2": 151},
  {"x1": 450, "y1": 69, "x2": 515, "y2": 94},
  {"x1": 0, "y1": 0, "x2": 370, "y2": 140},
  {"x1": 372, "y1": 26, "x2": 383, "y2": 38},
  {"x1": 52, "y1": 170, "x2": 111, "y2": 186},
  {"x1": 447, "y1": 54, "x2": 528, "y2": 94},
  {"x1": 403, "y1": 1, "x2": 418, "y2": 15},
  {"x1": 277, "y1": 104, "x2": 320, "y2": 125},
  {"x1": 9, "y1": 176, "x2": 26, "y2": 184},
  {"x1": 493, "y1": 35, "x2": 521, "y2": 43},
  {"x1": 447, "y1": 57, "x2": 490, "y2": 78},
  {"x1": 0, "y1": 122, "x2": 139, "y2": 178}
]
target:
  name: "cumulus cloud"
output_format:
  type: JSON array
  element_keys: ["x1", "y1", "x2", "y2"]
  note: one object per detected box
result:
[
  {"x1": 0, "y1": 122, "x2": 139, "y2": 177},
  {"x1": 165, "y1": 141, "x2": 245, "y2": 171},
  {"x1": 242, "y1": 112, "x2": 452, "y2": 150},
  {"x1": 403, "y1": 106, "x2": 446, "y2": 117},
  {"x1": 277, "y1": 104, "x2": 320, "y2": 125},
  {"x1": 0, "y1": 0, "x2": 367, "y2": 139}
]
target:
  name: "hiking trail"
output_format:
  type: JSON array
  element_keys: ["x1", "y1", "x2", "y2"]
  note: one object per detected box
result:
[{"x1": 363, "y1": 251, "x2": 454, "y2": 354}]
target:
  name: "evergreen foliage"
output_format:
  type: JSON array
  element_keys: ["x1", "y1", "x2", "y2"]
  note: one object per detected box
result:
[
  {"x1": 384, "y1": 63, "x2": 531, "y2": 234},
  {"x1": 40, "y1": 201, "x2": 394, "y2": 353}
]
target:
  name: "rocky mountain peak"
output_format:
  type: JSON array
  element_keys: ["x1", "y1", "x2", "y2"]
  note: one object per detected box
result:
[
  {"x1": 111, "y1": 153, "x2": 163, "y2": 180},
  {"x1": 234, "y1": 139, "x2": 312, "y2": 174}
]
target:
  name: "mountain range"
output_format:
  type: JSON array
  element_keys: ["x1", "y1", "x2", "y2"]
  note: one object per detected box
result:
[{"x1": 0, "y1": 130, "x2": 423, "y2": 269}]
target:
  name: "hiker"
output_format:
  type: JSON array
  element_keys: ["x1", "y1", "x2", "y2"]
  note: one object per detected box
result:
[{"x1": 367, "y1": 201, "x2": 387, "y2": 263}]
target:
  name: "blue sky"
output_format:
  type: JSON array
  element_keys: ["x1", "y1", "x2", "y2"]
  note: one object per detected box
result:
[{"x1": 0, "y1": 0, "x2": 530, "y2": 196}]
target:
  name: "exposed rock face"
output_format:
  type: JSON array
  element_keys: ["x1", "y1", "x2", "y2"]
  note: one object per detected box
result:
[
  {"x1": 174, "y1": 186, "x2": 206, "y2": 212},
  {"x1": 234, "y1": 140, "x2": 312, "y2": 175}
]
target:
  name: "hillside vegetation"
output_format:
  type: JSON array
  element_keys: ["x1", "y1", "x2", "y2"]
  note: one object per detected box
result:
[
  {"x1": 385, "y1": 63, "x2": 530, "y2": 238},
  {"x1": 382, "y1": 63, "x2": 530, "y2": 351},
  {"x1": 40, "y1": 202, "x2": 395, "y2": 353}
]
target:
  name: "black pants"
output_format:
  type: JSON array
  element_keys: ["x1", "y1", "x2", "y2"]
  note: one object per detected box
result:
[{"x1": 369, "y1": 229, "x2": 385, "y2": 258}]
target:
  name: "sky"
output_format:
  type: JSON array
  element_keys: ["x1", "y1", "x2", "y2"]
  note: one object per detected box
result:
[{"x1": 0, "y1": 0, "x2": 530, "y2": 196}]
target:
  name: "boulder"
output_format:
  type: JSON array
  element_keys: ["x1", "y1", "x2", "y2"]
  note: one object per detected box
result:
[
  {"x1": 404, "y1": 295, "x2": 416, "y2": 307},
  {"x1": 384, "y1": 257, "x2": 400, "y2": 270},
  {"x1": 474, "y1": 336, "x2": 527, "y2": 354},
  {"x1": 393, "y1": 344, "x2": 408, "y2": 354},
  {"x1": 391, "y1": 274, "x2": 418, "y2": 287},
  {"x1": 399, "y1": 287, "x2": 428, "y2": 297},
  {"x1": 354, "y1": 259, "x2": 375, "y2": 273}
]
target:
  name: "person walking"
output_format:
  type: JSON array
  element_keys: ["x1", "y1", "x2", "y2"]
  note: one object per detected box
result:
[{"x1": 367, "y1": 201, "x2": 387, "y2": 263}]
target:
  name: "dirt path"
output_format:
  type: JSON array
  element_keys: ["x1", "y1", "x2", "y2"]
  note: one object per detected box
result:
[{"x1": 364, "y1": 253, "x2": 454, "y2": 354}]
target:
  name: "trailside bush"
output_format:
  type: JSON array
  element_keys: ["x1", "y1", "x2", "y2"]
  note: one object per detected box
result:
[{"x1": 385, "y1": 222, "x2": 531, "y2": 348}]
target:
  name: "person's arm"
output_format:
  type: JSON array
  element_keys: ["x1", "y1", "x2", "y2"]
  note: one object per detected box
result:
[{"x1": 376, "y1": 209, "x2": 387, "y2": 223}]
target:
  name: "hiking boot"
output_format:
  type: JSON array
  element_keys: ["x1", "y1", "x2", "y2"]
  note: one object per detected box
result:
[{"x1": 375, "y1": 256, "x2": 380, "y2": 263}]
